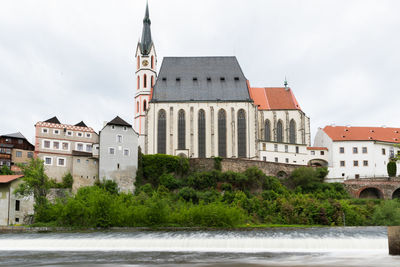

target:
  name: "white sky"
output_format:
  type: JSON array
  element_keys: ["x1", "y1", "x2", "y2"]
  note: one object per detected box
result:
[{"x1": 1, "y1": 0, "x2": 399, "y2": 144}]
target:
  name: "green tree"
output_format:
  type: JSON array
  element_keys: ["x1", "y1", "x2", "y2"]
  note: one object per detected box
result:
[
  {"x1": 0, "y1": 165, "x2": 13, "y2": 175},
  {"x1": 387, "y1": 161, "x2": 397, "y2": 177},
  {"x1": 14, "y1": 158, "x2": 51, "y2": 207}
]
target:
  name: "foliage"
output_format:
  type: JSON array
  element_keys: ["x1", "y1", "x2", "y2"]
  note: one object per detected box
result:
[
  {"x1": 49, "y1": 173, "x2": 74, "y2": 189},
  {"x1": 213, "y1": 157, "x2": 223, "y2": 171},
  {"x1": 288, "y1": 167, "x2": 329, "y2": 192},
  {"x1": 0, "y1": 165, "x2": 13, "y2": 175},
  {"x1": 95, "y1": 179, "x2": 119, "y2": 194},
  {"x1": 135, "y1": 146, "x2": 144, "y2": 187},
  {"x1": 159, "y1": 173, "x2": 180, "y2": 190},
  {"x1": 372, "y1": 200, "x2": 400, "y2": 226},
  {"x1": 387, "y1": 161, "x2": 397, "y2": 177},
  {"x1": 14, "y1": 158, "x2": 51, "y2": 207}
]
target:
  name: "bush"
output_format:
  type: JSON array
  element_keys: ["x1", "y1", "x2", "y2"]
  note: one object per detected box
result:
[
  {"x1": 288, "y1": 167, "x2": 328, "y2": 192},
  {"x1": 187, "y1": 171, "x2": 220, "y2": 190},
  {"x1": 159, "y1": 173, "x2": 180, "y2": 190},
  {"x1": 95, "y1": 179, "x2": 119, "y2": 194},
  {"x1": 178, "y1": 187, "x2": 198, "y2": 203},
  {"x1": 0, "y1": 165, "x2": 13, "y2": 175},
  {"x1": 372, "y1": 200, "x2": 400, "y2": 225},
  {"x1": 214, "y1": 157, "x2": 223, "y2": 171},
  {"x1": 387, "y1": 161, "x2": 397, "y2": 177}
]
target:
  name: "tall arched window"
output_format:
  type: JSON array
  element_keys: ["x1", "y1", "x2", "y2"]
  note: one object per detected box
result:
[
  {"x1": 143, "y1": 100, "x2": 147, "y2": 112},
  {"x1": 277, "y1": 120, "x2": 283, "y2": 143},
  {"x1": 178, "y1": 109, "x2": 186, "y2": 149},
  {"x1": 136, "y1": 101, "x2": 139, "y2": 113},
  {"x1": 218, "y1": 109, "x2": 227, "y2": 157},
  {"x1": 143, "y1": 74, "x2": 147, "y2": 88},
  {"x1": 137, "y1": 76, "x2": 140, "y2": 90},
  {"x1": 157, "y1": 109, "x2": 166, "y2": 154},
  {"x1": 264, "y1": 119, "x2": 271, "y2": 141},
  {"x1": 237, "y1": 109, "x2": 246, "y2": 158},
  {"x1": 137, "y1": 56, "x2": 140, "y2": 69},
  {"x1": 198, "y1": 109, "x2": 206, "y2": 158},
  {"x1": 151, "y1": 56, "x2": 154, "y2": 69},
  {"x1": 151, "y1": 76, "x2": 154, "y2": 88},
  {"x1": 289, "y1": 119, "x2": 296, "y2": 144}
]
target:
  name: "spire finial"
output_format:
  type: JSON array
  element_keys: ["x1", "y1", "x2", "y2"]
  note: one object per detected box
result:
[{"x1": 284, "y1": 77, "x2": 288, "y2": 90}]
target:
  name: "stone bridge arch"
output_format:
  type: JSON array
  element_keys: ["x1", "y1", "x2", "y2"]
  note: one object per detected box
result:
[
  {"x1": 307, "y1": 159, "x2": 328, "y2": 167},
  {"x1": 344, "y1": 179, "x2": 400, "y2": 200},
  {"x1": 392, "y1": 188, "x2": 400, "y2": 199},
  {"x1": 358, "y1": 187, "x2": 384, "y2": 199}
]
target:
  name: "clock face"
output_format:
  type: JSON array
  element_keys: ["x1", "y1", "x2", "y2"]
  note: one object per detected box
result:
[{"x1": 142, "y1": 60, "x2": 149, "y2": 67}]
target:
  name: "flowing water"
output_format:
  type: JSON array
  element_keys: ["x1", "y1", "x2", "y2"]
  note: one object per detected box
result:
[{"x1": 0, "y1": 227, "x2": 398, "y2": 266}]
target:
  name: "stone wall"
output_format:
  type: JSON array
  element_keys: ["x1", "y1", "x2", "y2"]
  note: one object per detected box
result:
[
  {"x1": 189, "y1": 158, "x2": 302, "y2": 177},
  {"x1": 344, "y1": 178, "x2": 400, "y2": 200}
]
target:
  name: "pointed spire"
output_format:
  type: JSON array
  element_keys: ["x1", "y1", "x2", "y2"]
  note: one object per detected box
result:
[
  {"x1": 284, "y1": 77, "x2": 289, "y2": 91},
  {"x1": 140, "y1": 1, "x2": 153, "y2": 55}
]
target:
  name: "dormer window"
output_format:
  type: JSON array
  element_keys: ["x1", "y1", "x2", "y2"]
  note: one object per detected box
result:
[
  {"x1": 207, "y1": 77, "x2": 211, "y2": 81},
  {"x1": 234, "y1": 77, "x2": 240, "y2": 81},
  {"x1": 162, "y1": 77, "x2": 167, "y2": 81},
  {"x1": 220, "y1": 77, "x2": 225, "y2": 81},
  {"x1": 193, "y1": 77, "x2": 198, "y2": 81},
  {"x1": 176, "y1": 77, "x2": 181, "y2": 82}
]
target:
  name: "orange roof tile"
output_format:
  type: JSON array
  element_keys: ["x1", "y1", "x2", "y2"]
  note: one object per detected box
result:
[
  {"x1": 323, "y1": 126, "x2": 400, "y2": 143},
  {"x1": 249, "y1": 87, "x2": 302, "y2": 110},
  {"x1": 307, "y1": 147, "x2": 328, "y2": 151},
  {"x1": 0, "y1": 175, "x2": 23, "y2": 183}
]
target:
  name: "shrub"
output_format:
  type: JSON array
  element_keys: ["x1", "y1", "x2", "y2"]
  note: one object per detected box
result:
[
  {"x1": 178, "y1": 187, "x2": 198, "y2": 203},
  {"x1": 214, "y1": 157, "x2": 223, "y2": 171},
  {"x1": 0, "y1": 165, "x2": 13, "y2": 175},
  {"x1": 372, "y1": 200, "x2": 400, "y2": 225},
  {"x1": 288, "y1": 167, "x2": 328, "y2": 192},
  {"x1": 159, "y1": 173, "x2": 180, "y2": 190},
  {"x1": 95, "y1": 179, "x2": 119, "y2": 194},
  {"x1": 387, "y1": 161, "x2": 397, "y2": 177},
  {"x1": 187, "y1": 171, "x2": 219, "y2": 190},
  {"x1": 61, "y1": 173, "x2": 73, "y2": 189}
]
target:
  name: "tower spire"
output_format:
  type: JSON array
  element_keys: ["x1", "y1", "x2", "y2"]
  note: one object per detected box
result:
[{"x1": 140, "y1": 1, "x2": 153, "y2": 55}]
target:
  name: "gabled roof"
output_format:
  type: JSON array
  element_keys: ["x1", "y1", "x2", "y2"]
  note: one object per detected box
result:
[
  {"x1": 249, "y1": 87, "x2": 301, "y2": 110},
  {"x1": 44, "y1": 116, "x2": 61, "y2": 124},
  {"x1": 152, "y1": 57, "x2": 251, "y2": 102},
  {"x1": 75, "y1": 121, "x2": 87, "y2": 127},
  {"x1": 322, "y1": 126, "x2": 400, "y2": 143},
  {"x1": 107, "y1": 116, "x2": 132, "y2": 127},
  {"x1": 1, "y1": 132, "x2": 27, "y2": 140},
  {"x1": 0, "y1": 175, "x2": 23, "y2": 184}
]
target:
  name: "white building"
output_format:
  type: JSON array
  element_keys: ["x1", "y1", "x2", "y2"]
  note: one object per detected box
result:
[{"x1": 314, "y1": 125, "x2": 400, "y2": 182}]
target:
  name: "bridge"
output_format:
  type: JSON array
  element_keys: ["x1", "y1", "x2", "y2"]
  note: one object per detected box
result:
[{"x1": 344, "y1": 178, "x2": 400, "y2": 200}]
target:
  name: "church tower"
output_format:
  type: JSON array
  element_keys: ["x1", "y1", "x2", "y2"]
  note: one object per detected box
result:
[{"x1": 135, "y1": 2, "x2": 157, "y2": 149}]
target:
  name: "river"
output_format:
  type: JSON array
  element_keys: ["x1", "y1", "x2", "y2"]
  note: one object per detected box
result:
[{"x1": 0, "y1": 227, "x2": 398, "y2": 266}]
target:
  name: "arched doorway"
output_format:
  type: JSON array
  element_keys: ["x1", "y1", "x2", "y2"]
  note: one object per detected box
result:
[
  {"x1": 359, "y1": 188, "x2": 383, "y2": 199},
  {"x1": 307, "y1": 159, "x2": 328, "y2": 167},
  {"x1": 392, "y1": 188, "x2": 400, "y2": 199}
]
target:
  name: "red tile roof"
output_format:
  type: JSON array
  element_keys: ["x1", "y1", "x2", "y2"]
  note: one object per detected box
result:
[
  {"x1": 307, "y1": 147, "x2": 328, "y2": 151},
  {"x1": 323, "y1": 126, "x2": 400, "y2": 143},
  {"x1": 0, "y1": 175, "x2": 24, "y2": 184},
  {"x1": 249, "y1": 87, "x2": 302, "y2": 111}
]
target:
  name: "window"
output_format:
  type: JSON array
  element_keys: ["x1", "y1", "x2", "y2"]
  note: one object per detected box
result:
[
  {"x1": 157, "y1": 109, "x2": 167, "y2": 154},
  {"x1": 18, "y1": 139, "x2": 23, "y2": 144},
  {"x1": 339, "y1": 147, "x2": 344, "y2": 153},
  {"x1": 285, "y1": 158, "x2": 289, "y2": 163},
  {"x1": 86, "y1": 144, "x2": 92, "y2": 152},
  {"x1": 117, "y1": 135, "x2": 123, "y2": 143},
  {"x1": 86, "y1": 133, "x2": 91, "y2": 138},
  {"x1": 123, "y1": 126, "x2": 127, "y2": 131},
  {"x1": 15, "y1": 218, "x2": 19, "y2": 223},
  {"x1": 137, "y1": 101, "x2": 140, "y2": 113},
  {"x1": 137, "y1": 76, "x2": 140, "y2": 89},
  {"x1": 311, "y1": 151, "x2": 315, "y2": 155},
  {"x1": 274, "y1": 144, "x2": 278, "y2": 152},
  {"x1": 137, "y1": 56, "x2": 140, "y2": 69},
  {"x1": 363, "y1": 160, "x2": 368, "y2": 166},
  {"x1": 53, "y1": 141, "x2": 59, "y2": 150},
  {"x1": 237, "y1": 109, "x2": 246, "y2": 158},
  {"x1": 57, "y1": 157, "x2": 66, "y2": 167},
  {"x1": 353, "y1": 147, "x2": 358, "y2": 154},
  {"x1": 296, "y1": 146, "x2": 299, "y2": 154},
  {"x1": 285, "y1": 145, "x2": 288, "y2": 153},
  {"x1": 67, "y1": 131, "x2": 72, "y2": 136},
  {"x1": 362, "y1": 147, "x2": 368, "y2": 153},
  {"x1": 144, "y1": 74, "x2": 147, "y2": 88},
  {"x1": 44, "y1": 157, "x2": 52, "y2": 165},
  {"x1": 124, "y1": 149, "x2": 130, "y2": 156},
  {"x1": 77, "y1": 159, "x2": 81, "y2": 163},
  {"x1": 355, "y1": 174, "x2": 360, "y2": 179},
  {"x1": 53, "y1": 129, "x2": 60, "y2": 135},
  {"x1": 320, "y1": 151, "x2": 325, "y2": 155},
  {"x1": 77, "y1": 143, "x2": 83, "y2": 151},
  {"x1": 62, "y1": 142, "x2": 69, "y2": 150},
  {"x1": 143, "y1": 100, "x2": 147, "y2": 111},
  {"x1": 77, "y1": 132, "x2": 83, "y2": 137},
  {"x1": 151, "y1": 55, "x2": 154, "y2": 69},
  {"x1": 198, "y1": 109, "x2": 206, "y2": 158},
  {"x1": 264, "y1": 120, "x2": 271, "y2": 141},
  {"x1": 27, "y1": 152, "x2": 33, "y2": 158},
  {"x1": 109, "y1": 147, "x2": 115, "y2": 155},
  {"x1": 151, "y1": 76, "x2": 154, "y2": 87},
  {"x1": 262, "y1": 143, "x2": 266, "y2": 151},
  {"x1": 289, "y1": 119, "x2": 296, "y2": 144},
  {"x1": 382, "y1": 148, "x2": 386, "y2": 155},
  {"x1": 44, "y1": 140, "x2": 50, "y2": 148},
  {"x1": 276, "y1": 120, "x2": 283, "y2": 142},
  {"x1": 15, "y1": 200, "x2": 20, "y2": 211},
  {"x1": 117, "y1": 163, "x2": 120, "y2": 169},
  {"x1": 263, "y1": 156, "x2": 266, "y2": 161},
  {"x1": 111, "y1": 125, "x2": 115, "y2": 130},
  {"x1": 218, "y1": 109, "x2": 227, "y2": 157},
  {"x1": 353, "y1": 160, "x2": 359, "y2": 167},
  {"x1": 42, "y1": 128, "x2": 48, "y2": 133},
  {"x1": 275, "y1": 157, "x2": 278, "y2": 163},
  {"x1": 340, "y1": 161, "x2": 345, "y2": 167},
  {"x1": 178, "y1": 109, "x2": 186, "y2": 150},
  {"x1": 16, "y1": 151, "x2": 22, "y2": 157}
]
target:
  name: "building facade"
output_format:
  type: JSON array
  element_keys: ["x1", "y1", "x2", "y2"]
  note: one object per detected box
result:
[
  {"x1": 314, "y1": 126, "x2": 400, "y2": 182},
  {"x1": 34, "y1": 116, "x2": 99, "y2": 187},
  {"x1": 0, "y1": 132, "x2": 34, "y2": 171},
  {"x1": 99, "y1": 116, "x2": 138, "y2": 193}
]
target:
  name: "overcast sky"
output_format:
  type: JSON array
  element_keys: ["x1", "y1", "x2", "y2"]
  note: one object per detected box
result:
[{"x1": 1, "y1": 0, "x2": 399, "y2": 144}]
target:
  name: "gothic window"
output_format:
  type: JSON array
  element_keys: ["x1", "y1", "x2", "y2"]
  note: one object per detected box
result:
[
  {"x1": 289, "y1": 119, "x2": 296, "y2": 144},
  {"x1": 144, "y1": 74, "x2": 147, "y2": 88},
  {"x1": 151, "y1": 56, "x2": 154, "y2": 69},
  {"x1": 136, "y1": 101, "x2": 140, "y2": 113},
  {"x1": 237, "y1": 109, "x2": 246, "y2": 158},
  {"x1": 178, "y1": 109, "x2": 186, "y2": 149},
  {"x1": 198, "y1": 109, "x2": 206, "y2": 158},
  {"x1": 264, "y1": 119, "x2": 271, "y2": 141},
  {"x1": 143, "y1": 100, "x2": 147, "y2": 112},
  {"x1": 137, "y1": 76, "x2": 140, "y2": 90},
  {"x1": 157, "y1": 109, "x2": 166, "y2": 154},
  {"x1": 277, "y1": 120, "x2": 283, "y2": 143},
  {"x1": 218, "y1": 109, "x2": 227, "y2": 157}
]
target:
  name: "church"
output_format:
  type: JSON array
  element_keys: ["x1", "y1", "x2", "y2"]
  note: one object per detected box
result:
[{"x1": 134, "y1": 3, "x2": 321, "y2": 166}]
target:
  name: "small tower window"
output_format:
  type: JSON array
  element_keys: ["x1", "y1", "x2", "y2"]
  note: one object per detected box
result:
[
  {"x1": 137, "y1": 101, "x2": 140, "y2": 113},
  {"x1": 143, "y1": 100, "x2": 147, "y2": 111},
  {"x1": 144, "y1": 74, "x2": 147, "y2": 88}
]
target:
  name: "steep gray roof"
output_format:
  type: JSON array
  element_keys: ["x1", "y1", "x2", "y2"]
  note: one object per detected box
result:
[
  {"x1": 151, "y1": 57, "x2": 252, "y2": 102},
  {"x1": 107, "y1": 116, "x2": 132, "y2": 127},
  {"x1": 139, "y1": 2, "x2": 153, "y2": 55},
  {"x1": 1, "y1": 132, "x2": 26, "y2": 140}
]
